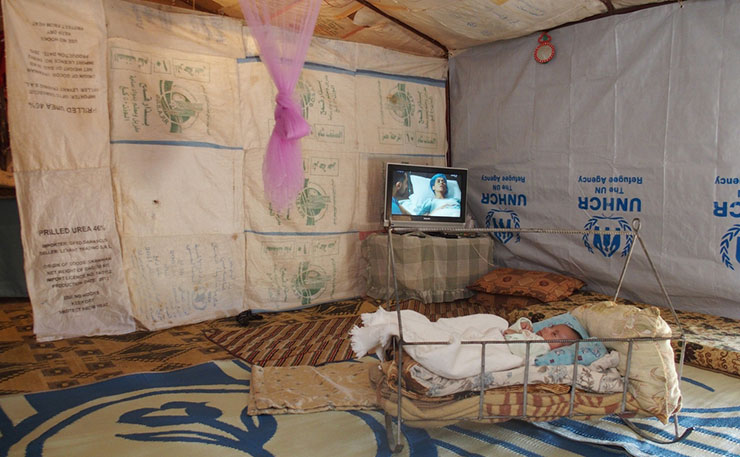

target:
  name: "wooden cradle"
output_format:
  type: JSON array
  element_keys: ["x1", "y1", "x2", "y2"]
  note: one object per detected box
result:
[{"x1": 378, "y1": 220, "x2": 692, "y2": 453}]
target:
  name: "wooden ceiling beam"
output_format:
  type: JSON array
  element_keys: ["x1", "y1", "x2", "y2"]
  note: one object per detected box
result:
[
  {"x1": 551, "y1": 1, "x2": 680, "y2": 33},
  {"x1": 353, "y1": 0, "x2": 448, "y2": 58},
  {"x1": 600, "y1": 0, "x2": 616, "y2": 13}
]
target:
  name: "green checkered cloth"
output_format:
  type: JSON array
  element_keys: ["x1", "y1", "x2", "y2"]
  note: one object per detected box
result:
[{"x1": 362, "y1": 232, "x2": 495, "y2": 303}]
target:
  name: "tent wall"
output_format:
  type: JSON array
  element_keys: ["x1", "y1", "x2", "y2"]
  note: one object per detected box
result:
[
  {"x1": 3, "y1": 0, "x2": 448, "y2": 340},
  {"x1": 450, "y1": 0, "x2": 740, "y2": 319}
]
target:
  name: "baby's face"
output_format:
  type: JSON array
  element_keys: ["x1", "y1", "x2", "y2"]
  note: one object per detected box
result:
[{"x1": 536, "y1": 324, "x2": 580, "y2": 349}]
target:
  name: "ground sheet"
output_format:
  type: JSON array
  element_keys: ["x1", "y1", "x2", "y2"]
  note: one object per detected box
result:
[{"x1": 1, "y1": 361, "x2": 737, "y2": 457}]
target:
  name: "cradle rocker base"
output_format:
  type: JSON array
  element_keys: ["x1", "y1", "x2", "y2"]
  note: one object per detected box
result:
[
  {"x1": 385, "y1": 412, "x2": 404, "y2": 454},
  {"x1": 383, "y1": 412, "x2": 693, "y2": 453},
  {"x1": 618, "y1": 414, "x2": 693, "y2": 444}
]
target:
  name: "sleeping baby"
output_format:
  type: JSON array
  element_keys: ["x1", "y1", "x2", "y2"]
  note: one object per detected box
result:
[
  {"x1": 503, "y1": 316, "x2": 582, "y2": 358},
  {"x1": 350, "y1": 308, "x2": 588, "y2": 380}
]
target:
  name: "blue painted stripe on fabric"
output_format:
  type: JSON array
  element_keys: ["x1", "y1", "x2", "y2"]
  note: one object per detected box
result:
[
  {"x1": 652, "y1": 413, "x2": 740, "y2": 442},
  {"x1": 0, "y1": 407, "x2": 14, "y2": 454},
  {"x1": 446, "y1": 425, "x2": 543, "y2": 457},
  {"x1": 431, "y1": 439, "x2": 485, "y2": 457},
  {"x1": 24, "y1": 387, "x2": 253, "y2": 456},
  {"x1": 356, "y1": 68, "x2": 446, "y2": 86},
  {"x1": 244, "y1": 230, "x2": 359, "y2": 236},
  {"x1": 236, "y1": 58, "x2": 355, "y2": 76},
  {"x1": 672, "y1": 413, "x2": 740, "y2": 428},
  {"x1": 355, "y1": 413, "x2": 440, "y2": 457},
  {"x1": 609, "y1": 416, "x2": 740, "y2": 455},
  {"x1": 547, "y1": 418, "x2": 689, "y2": 457},
  {"x1": 497, "y1": 421, "x2": 625, "y2": 456},
  {"x1": 362, "y1": 152, "x2": 447, "y2": 158},
  {"x1": 600, "y1": 415, "x2": 739, "y2": 455},
  {"x1": 687, "y1": 424, "x2": 740, "y2": 446},
  {"x1": 404, "y1": 425, "x2": 441, "y2": 457},
  {"x1": 346, "y1": 411, "x2": 392, "y2": 457},
  {"x1": 680, "y1": 405, "x2": 740, "y2": 413},
  {"x1": 681, "y1": 376, "x2": 715, "y2": 391},
  {"x1": 303, "y1": 61, "x2": 356, "y2": 76},
  {"x1": 25, "y1": 362, "x2": 248, "y2": 414},
  {"x1": 237, "y1": 56, "x2": 446, "y2": 86},
  {"x1": 231, "y1": 359, "x2": 252, "y2": 373},
  {"x1": 111, "y1": 140, "x2": 242, "y2": 150}
]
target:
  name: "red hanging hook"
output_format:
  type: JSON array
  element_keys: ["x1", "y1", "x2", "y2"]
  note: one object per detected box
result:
[{"x1": 534, "y1": 32, "x2": 555, "y2": 64}]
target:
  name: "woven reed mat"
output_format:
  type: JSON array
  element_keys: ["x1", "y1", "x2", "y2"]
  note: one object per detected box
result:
[
  {"x1": 0, "y1": 298, "x2": 243, "y2": 396},
  {"x1": 0, "y1": 296, "x2": 497, "y2": 395},
  {"x1": 0, "y1": 297, "x2": 387, "y2": 396},
  {"x1": 204, "y1": 298, "x2": 497, "y2": 368}
]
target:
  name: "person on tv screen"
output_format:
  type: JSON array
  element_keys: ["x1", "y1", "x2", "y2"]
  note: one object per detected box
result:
[
  {"x1": 390, "y1": 170, "x2": 412, "y2": 215},
  {"x1": 415, "y1": 173, "x2": 461, "y2": 216}
]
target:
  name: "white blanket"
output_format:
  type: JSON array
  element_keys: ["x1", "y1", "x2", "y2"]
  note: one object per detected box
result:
[{"x1": 349, "y1": 308, "x2": 523, "y2": 379}]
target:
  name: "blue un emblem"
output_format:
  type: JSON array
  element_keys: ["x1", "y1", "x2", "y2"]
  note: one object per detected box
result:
[
  {"x1": 720, "y1": 224, "x2": 740, "y2": 270},
  {"x1": 583, "y1": 216, "x2": 633, "y2": 257},
  {"x1": 485, "y1": 209, "x2": 520, "y2": 244}
]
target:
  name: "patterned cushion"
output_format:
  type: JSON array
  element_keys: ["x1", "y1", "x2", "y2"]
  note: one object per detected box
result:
[
  {"x1": 468, "y1": 268, "x2": 585, "y2": 303},
  {"x1": 468, "y1": 292, "x2": 544, "y2": 317},
  {"x1": 571, "y1": 300, "x2": 681, "y2": 424},
  {"x1": 668, "y1": 310, "x2": 740, "y2": 378}
]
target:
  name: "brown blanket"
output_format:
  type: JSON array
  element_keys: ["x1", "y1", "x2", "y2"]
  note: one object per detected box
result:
[
  {"x1": 248, "y1": 358, "x2": 379, "y2": 415},
  {"x1": 371, "y1": 356, "x2": 643, "y2": 428}
]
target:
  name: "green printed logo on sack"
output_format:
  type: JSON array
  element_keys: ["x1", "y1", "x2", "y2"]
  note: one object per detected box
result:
[
  {"x1": 156, "y1": 80, "x2": 203, "y2": 133},
  {"x1": 296, "y1": 179, "x2": 330, "y2": 226},
  {"x1": 386, "y1": 84, "x2": 415, "y2": 127},
  {"x1": 296, "y1": 78, "x2": 316, "y2": 119},
  {"x1": 293, "y1": 261, "x2": 328, "y2": 305}
]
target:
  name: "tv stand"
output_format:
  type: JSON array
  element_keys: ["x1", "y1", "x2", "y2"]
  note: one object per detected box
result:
[{"x1": 362, "y1": 227, "x2": 495, "y2": 304}]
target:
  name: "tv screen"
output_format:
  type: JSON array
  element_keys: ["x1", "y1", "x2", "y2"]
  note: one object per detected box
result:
[{"x1": 384, "y1": 162, "x2": 468, "y2": 229}]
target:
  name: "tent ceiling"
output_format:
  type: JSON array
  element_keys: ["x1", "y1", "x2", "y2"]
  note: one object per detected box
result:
[{"x1": 148, "y1": 0, "x2": 675, "y2": 57}]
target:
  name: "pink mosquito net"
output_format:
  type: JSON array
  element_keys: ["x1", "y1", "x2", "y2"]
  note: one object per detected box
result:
[{"x1": 238, "y1": 0, "x2": 322, "y2": 213}]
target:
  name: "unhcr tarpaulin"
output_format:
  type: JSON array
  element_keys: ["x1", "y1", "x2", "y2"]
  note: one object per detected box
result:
[
  {"x1": 451, "y1": 0, "x2": 740, "y2": 319},
  {"x1": 3, "y1": 0, "x2": 448, "y2": 339}
]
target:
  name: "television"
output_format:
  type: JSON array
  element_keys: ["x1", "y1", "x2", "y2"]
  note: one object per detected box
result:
[{"x1": 383, "y1": 162, "x2": 468, "y2": 229}]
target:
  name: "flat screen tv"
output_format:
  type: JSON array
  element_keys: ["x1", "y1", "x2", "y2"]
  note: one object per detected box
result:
[{"x1": 383, "y1": 162, "x2": 468, "y2": 229}]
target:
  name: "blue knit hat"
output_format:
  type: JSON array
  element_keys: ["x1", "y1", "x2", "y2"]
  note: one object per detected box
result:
[{"x1": 532, "y1": 313, "x2": 590, "y2": 339}]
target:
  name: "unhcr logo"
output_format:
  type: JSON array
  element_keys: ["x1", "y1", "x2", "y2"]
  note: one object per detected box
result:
[
  {"x1": 156, "y1": 80, "x2": 203, "y2": 133},
  {"x1": 485, "y1": 209, "x2": 520, "y2": 244},
  {"x1": 720, "y1": 224, "x2": 740, "y2": 270},
  {"x1": 583, "y1": 216, "x2": 633, "y2": 257}
]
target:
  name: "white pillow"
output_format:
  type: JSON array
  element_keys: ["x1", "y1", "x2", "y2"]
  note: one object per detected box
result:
[{"x1": 571, "y1": 301, "x2": 681, "y2": 423}]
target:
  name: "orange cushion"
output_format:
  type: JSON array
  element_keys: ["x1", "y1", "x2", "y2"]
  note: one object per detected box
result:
[{"x1": 468, "y1": 268, "x2": 585, "y2": 303}]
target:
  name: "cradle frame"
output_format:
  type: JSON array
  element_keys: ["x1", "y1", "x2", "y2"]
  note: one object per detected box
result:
[{"x1": 382, "y1": 219, "x2": 692, "y2": 453}]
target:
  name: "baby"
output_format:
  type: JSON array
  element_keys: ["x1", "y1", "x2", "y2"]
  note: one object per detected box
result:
[
  {"x1": 350, "y1": 308, "x2": 590, "y2": 379},
  {"x1": 503, "y1": 317, "x2": 581, "y2": 359}
]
